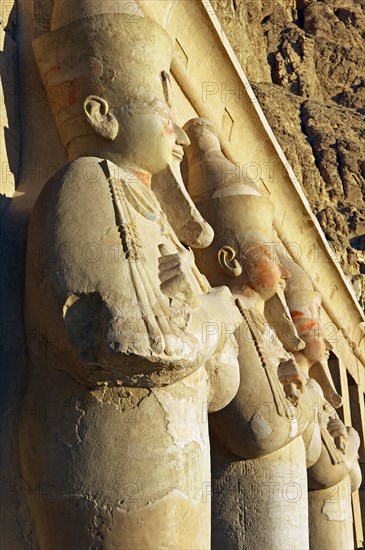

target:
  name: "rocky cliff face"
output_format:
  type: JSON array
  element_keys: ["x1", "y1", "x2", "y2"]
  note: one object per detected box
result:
[{"x1": 211, "y1": 0, "x2": 365, "y2": 308}]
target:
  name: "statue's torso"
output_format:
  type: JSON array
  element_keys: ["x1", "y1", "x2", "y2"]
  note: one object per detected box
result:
[
  {"x1": 210, "y1": 301, "x2": 311, "y2": 460},
  {"x1": 21, "y1": 158, "x2": 227, "y2": 549}
]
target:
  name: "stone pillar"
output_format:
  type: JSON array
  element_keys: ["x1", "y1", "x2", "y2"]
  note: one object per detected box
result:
[
  {"x1": 308, "y1": 476, "x2": 354, "y2": 550},
  {"x1": 211, "y1": 436, "x2": 309, "y2": 550}
]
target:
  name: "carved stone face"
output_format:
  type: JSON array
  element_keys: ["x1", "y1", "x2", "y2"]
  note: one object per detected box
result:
[
  {"x1": 114, "y1": 98, "x2": 190, "y2": 174},
  {"x1": 301, "y1": 328, "x2": 329, "y2": 363},
  {"x1": 290, "y1": 302, "x2": 329, "y2": 364},
  {"x1": 293, "y1": 318, "x2": 330, "y2": 364},
  {"x1": 244, "y1": 244, "x2": 290, "y2": 299}
]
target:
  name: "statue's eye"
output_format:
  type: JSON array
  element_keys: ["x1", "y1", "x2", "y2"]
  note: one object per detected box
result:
[{"x1": 160, "y1": 109, "x2": 172, "y2": 124}]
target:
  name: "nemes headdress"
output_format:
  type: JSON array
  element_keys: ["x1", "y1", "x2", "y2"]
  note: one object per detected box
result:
[
  {"x1": 183, "y1": 118, "x2": 275, "y2": 251},
  {"x1": 184, "y1": 118, "x2": 308, "y2": 352},
  {"x1": 33, "y1": 0, "x2": 174, "y2": 147},
  {"x1": 284, "y1": 262, "x2": 323, "y2": 331}
]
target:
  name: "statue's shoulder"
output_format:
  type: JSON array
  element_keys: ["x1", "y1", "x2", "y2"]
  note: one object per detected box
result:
[
  {"x1": 33, "y1": 157, "x2": 113, "y2": 216},
  {"x1": 44, "y1": 156, "x2": 110, "y2": 194},
  {"x1": 30, "y1": 157, "x2": 118, "y2": 235}
]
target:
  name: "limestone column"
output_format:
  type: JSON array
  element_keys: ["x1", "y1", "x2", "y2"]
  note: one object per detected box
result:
[
  {"x1": 211, "y1": 436, "x2": 309, "y2": 550},
  {"x1": 308, "y1": 477, "x2": 354, "y2": 550}
]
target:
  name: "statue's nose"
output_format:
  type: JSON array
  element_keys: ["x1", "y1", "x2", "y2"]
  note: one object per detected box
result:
[
  {"x1": 279, "y1": 264, "x2": 291, "y2": 280},
  {"x1": 174, "y1": 122, "x2": 190, "y2": 147}
]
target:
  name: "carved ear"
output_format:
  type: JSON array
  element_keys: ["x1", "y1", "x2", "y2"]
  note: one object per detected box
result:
[
  {"x1": 218, "y1": 246, "x2": 242, "y2": 277},
  {"x1": 83, "y1": 95, "x2": 119, "y2": 140}
]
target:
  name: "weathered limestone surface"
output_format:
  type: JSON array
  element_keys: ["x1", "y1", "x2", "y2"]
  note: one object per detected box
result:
[
  {"x1": 184, "y1": 118, "x2": 313, "y2": 549},
  {"x1": 211, "y1": 437, "x2": 309, "y2": 550},
  {"x1": 19, "y1": 3, "x2": 242, "y2": 548},
  {"x1": 0, "y1": 0, "x2": 20, "y2": 197},
  {"x1": 184, "y1": 117, "x2": 362, "y2": 549},
  {"x1": 283, "y1": 260, "x2": 361, "y2": 549},
  {"x1": 0, "y1": 0, "x2": 363, "y2": 548},
  {"x1": 211, "y1": 0, "x2": 365, "y2": 307},
  {"x1": 308, "y1": 477, "x2": 355, "y2": 550}
]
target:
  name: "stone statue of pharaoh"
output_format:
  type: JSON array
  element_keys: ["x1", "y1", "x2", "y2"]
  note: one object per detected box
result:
[
  {"x1": 19, "y1": 5, "x2": 241, "y2": 549},
  {"x1": 285, "y1": 270, "x2": 361, "y2": 549},
  {"x1": 183, "y1": 118, "x2": 313, "y2": 550}
]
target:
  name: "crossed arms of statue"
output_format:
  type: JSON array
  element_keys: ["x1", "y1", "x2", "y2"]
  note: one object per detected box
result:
[{"x1": 25, "y1": 158, "x2": 241, "y2": 388}]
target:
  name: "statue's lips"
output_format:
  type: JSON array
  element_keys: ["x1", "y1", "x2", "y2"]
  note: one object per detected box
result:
[{"x1": 172, "y1": 148, "x2": 184, "y2": 160}]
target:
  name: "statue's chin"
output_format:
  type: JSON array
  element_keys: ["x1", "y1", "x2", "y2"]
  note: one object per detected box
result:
[
  {"x1": 304, "y1": 348, "x2": 327, "y2": 364},
  {"x1": 256, "y1": 287, "x2": 277, "y2": 301}
]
